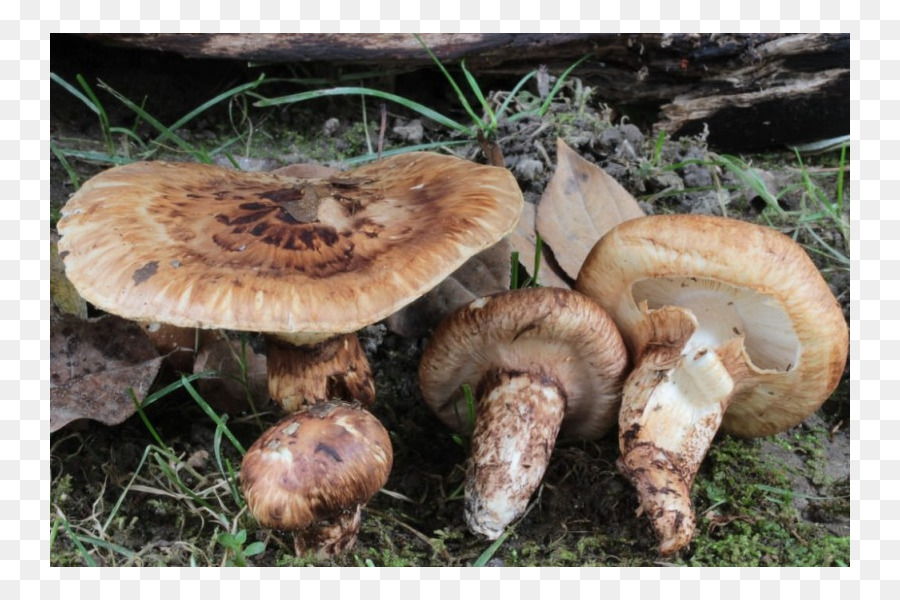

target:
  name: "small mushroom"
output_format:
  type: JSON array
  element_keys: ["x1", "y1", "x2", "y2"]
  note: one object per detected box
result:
[
  {"x1": 56, "y1": 153, "x2": 523, "y2": 410},
  {"x1": 575, "y1": 214, "x2": 849, "y2": 555},
  {"x1": 418, "y1": 287, "x2": 628, "y2": 539},
  {"x1": 240, "y1": 400, "x2": 393, "y2": 559}
]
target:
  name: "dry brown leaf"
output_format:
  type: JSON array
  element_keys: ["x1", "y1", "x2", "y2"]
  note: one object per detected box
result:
[
  {"x1": 193, "y1": 334, "x2": 270, "y2": 415},
  {"x1": 141, "y1": 322, "x2": 215, "y2": 374},
  {"x1": 508, "y1": 202, "x2": 571, "y2": 289},
  {"x1": 50, "y1": 307, "x2": 162, "y2": 432},
  {"x1": 50, "y1": 232, "x2": 87, "y2": 319},
  {"x1": 270, "y1": 163, "x2": 341, "y2": 179},
  {"x1": 385, "y1": 239, "x2": 512, "y2": 338},
  {"x1": 536, "y1": 138, "x2": 645, "y2": 279}
]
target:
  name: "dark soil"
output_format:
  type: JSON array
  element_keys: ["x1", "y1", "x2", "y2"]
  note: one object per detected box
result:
[{"x1": 49, "y1": 34, "x2": 850, "y2": 567}]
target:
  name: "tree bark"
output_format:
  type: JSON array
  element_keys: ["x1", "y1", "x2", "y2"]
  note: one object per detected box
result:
[{"x1": 80, "y1": 33, "x2": 849, "y2": 151}]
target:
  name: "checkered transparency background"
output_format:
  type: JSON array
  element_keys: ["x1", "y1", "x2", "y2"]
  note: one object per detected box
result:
[{"x1": 14, "y1": 0, "x2": 892, "y2": 596}]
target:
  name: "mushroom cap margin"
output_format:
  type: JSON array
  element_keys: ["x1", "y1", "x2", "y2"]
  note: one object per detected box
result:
[
  {"x1": 418, "y1": 287, "x2": 629, "y2": 440},
  {"x1": 57, "y1": 153, "x2": 524, "y2": 339},
  {"x1": 575, "y1": 214, "x2": 849, "y2": 437}
]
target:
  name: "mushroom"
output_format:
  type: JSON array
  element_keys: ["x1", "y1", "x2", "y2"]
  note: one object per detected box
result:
[
  {"x1": 56, "y1": 153, "x2": 523, "y2": 410},
  {"x1": 240, "y1": 400, "x2": 392, "y2": 559},
  {"x1": 418, "y1": 287, "x2": 628, "y2": 539},
  {"x1": 575, "y1": 214, "x2": 850, "y2": 555}
]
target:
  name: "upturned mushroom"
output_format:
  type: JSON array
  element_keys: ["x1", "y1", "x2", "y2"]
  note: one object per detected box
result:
[
  {"x1": 240, "y1": 400, "x2": 392, "y2": 559},
  {"x1": 418, "y1": 287, "x2": 628, "y2": 539},
  {"x1": 575, "y1": 214, "x2": 849, "y2": 555},
  {"x1": 56, "y1": 153, "x2": 523, "y2": 411}
]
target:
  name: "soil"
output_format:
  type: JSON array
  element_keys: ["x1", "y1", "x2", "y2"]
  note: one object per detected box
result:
[{"x1": 49, "y1": 34, "x2": 850, "y2": 567}]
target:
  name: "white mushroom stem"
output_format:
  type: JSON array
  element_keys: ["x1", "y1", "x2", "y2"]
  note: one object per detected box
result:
[
  {"x1": 618, "y1": 307, "x2": 750, "y2": 555},
  {"x1": 465, "y1": 369, "x2": 567, "y2": 540},
  {"x1": 266, "y1": 332, "x2": 375, "y2": 411}
]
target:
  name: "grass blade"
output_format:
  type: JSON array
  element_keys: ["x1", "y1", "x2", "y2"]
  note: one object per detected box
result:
[
  {"x1": 413, "y1": 34, "x2": 482, "y2": 129},
  {"x1": 140, "y1": 370, "x2": 218, "y2": 410},
  {"x1": 57, "y1": 515, "x2": 98, "y2": 567},
  {"x1": 472, "y1": 529, "x2": 511, "y2": 567},
  {"x1": 509, "y1": 250, "x2": 520, "y2": 290},
  {"x1": 343, "y1": 140, "x2": 472, "y2": 165},
  {"x1": 50, "y1": 72, "x2": 97, "y2": 114},
  {"x1": 149, "y1": 74, "x2": 268, "y2": 150},
  {"x1": 50, "y1": 140, "x2": 81, "y2": 190},
  {"x1": 102, "y1": 445, "x2": 153, "y2": 533},
  {"x1": 494, "y1": 71, "x2": 536, "y2": 122},
  {"x1": 538, "y1": 54, "x2": 591, "y2": 116},
  {"x1": 96, "y1": 79, "x2": 213, "y2": 162},
  {"x1": 460, "y1": 60, "x2": 495, "y2": 133},
  {"x1": 255, "y1": 86, "x2": 471, "y2": 134},
  {"x1": 180, "y1": 375, "x2": 247, "y2": 456}
]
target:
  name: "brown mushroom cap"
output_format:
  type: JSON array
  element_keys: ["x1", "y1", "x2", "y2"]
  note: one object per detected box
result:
[
  {"x1": 576, "y1": 214, "x2": 849, "y2": 437},
  {"x1": 240, "y1": 401, "x2": 392, "y2": 533},
  {"x1": 418, "y1": 286, "x2": 628, "y2": 440},
  {"x1": 56, "y1": 153, "x2": 523, "y2": 341}
]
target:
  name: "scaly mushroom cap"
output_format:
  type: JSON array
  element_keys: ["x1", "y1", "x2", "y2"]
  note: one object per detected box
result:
[
  {"x1": 576, "y1": 214, "x2": 849, "y2": 437},
  {"x1": 56, "y1": 153, "x2": 523, "y2": 341},
  {"x1": 418, "y1": 286, "x2": 628, "y2": 440},
  {"x1": 240, "y1": 401, "x2": 392, "y2": 533}
]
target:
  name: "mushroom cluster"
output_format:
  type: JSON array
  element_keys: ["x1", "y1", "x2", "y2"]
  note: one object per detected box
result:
[
  {"x1": 57, "y1": 147, "x2": 848, "y2": 561},
  {"x1": 575, "y1": 214, "x2": 849, "y2": 555},
  {"x1": 57, "y1": 152, "x2": 524, "y2": 559}
]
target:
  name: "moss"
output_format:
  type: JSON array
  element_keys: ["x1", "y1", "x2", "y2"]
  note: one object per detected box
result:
[{"x1": 680, "y1": 435, "x2": 849, "y2": 567}]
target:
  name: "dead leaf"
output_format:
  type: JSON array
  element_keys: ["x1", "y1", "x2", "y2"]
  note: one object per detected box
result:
[
  {"x1": 508, "y1": 202, "x2": 571, "y2": 289},
  {"x1": 385, "y1": 239, "x2": 513, "y2": 338},
  {"x1": 536, "y1": 138, "x2": 645, "y2": 279},
  {"x1": 50, "y1": 307, "x2": 162, "y2": 432},
  {"x1": 141, "y1": 322, "x2": 212, "y2": 374},
  {"x1": 50, "y1": 231, "x2": 87, "y2": 319},
  {"x1": 193, "y1": 334, "x2": 269, "y2": 415},
  {"x1": 270, "y1": 163, "x2": 341, "y2": 179}
]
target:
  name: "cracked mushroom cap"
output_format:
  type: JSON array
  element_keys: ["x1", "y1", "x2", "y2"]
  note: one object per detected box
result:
[
  {"x1": 56, "y1": 153, "x2": 523, "y2": 342},
  {"x1": 575, "y1": 214, "x2": 849, "y2": 437},
  {"x1": 418, "y1": 287, "x2": 629, "y2": 440},
  {"x1": 240, "y1": 401, "x2": 392, "y2": 532}
]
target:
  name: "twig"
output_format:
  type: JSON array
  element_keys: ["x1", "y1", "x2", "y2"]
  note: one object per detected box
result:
[{"x1": 377, "y1": 102, "x2": 387, "y2": 158}]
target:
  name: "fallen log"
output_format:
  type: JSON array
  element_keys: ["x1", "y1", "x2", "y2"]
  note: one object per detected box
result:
[{"x1": 79, "y1": 33, "x2": 849, "y2": 151}]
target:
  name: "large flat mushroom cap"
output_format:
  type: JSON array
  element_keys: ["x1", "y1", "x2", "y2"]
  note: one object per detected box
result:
[
  {"x1": 57, "y1": 153, "x2": 523, "y2": 341},
  {"x1": 418, "y1": 287, "x2": 628, "y2": 440},
  {"x1": 575, "y1": 214, "x2": 849, "y2": 437}
]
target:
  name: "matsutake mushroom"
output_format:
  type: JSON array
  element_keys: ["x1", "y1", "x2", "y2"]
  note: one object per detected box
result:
[
  {"x1": 418, "y1": 287, "x2": 628, "y2": 539},
  {"x1": 56, "y1": 153, "x2": 523, "y2": 411},
  {"x1": 575, "y1": 214, "x2": 849, "y2": 556},
  {"x1": 240, "y1": 400, "x2": 392, "y2": 559}
]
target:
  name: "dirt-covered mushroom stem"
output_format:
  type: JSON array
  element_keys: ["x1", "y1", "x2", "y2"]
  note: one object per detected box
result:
[
  {"x1": 576, "y1": 215, "x2": 850, "y2": 556},
  {"x1": 419, "y1": 287, "x2": 627, "y2": 539},
  {"x1": 266, "y1": 332, "x2": 375, "y2": 411},
  {"x1": 240, "y1": 401, "x2": 393, "y2": 559},
  {"x1": 463, "y1": 367, "x2": 569, "y2": 538}
]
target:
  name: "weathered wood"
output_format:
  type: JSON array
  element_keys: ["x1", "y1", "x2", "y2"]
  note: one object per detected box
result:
[
  {"x1": 80, "y1": 33, "x2": 600, "y2": 65},
  {"x1": 79, "y1": 33, "x2": 849, "y2": 150}
]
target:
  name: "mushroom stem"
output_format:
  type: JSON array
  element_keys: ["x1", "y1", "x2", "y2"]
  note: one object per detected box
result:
[
  {"x1": 292, "y1": 505, "x2": 363, "y2": 559},
  {"x1": 618, "y1": 328, "x2": 745, "y2": 556},
  {"x1": 465, "y1": 369, "x2": 567, "y2": 539},
  {"x1": 266, "y1": 332, "x2": 375, "y2": 411}
]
